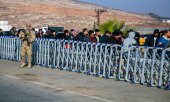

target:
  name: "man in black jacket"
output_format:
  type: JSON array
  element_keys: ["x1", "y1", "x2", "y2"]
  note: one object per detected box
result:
[
  {"x1": 145, "y1": 29, "x2": 160, "y2": 47},
  {"x1": 78, "y1": 28, "x2": 90, "y2": 42},
  {"x1": 99, "y1": 31, "x2": 114, "y2": 44},
  {"x1": 94, "y1": 29, "x2": 101, "y2": 43},
  {"x1": 112, "y1": 31, "x2": 123, "y2": 45}
]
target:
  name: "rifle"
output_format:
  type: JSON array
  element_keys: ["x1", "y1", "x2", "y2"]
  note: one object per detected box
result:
[{"x1": 22, "y1": 30, "x2": 31, "y2": 46}]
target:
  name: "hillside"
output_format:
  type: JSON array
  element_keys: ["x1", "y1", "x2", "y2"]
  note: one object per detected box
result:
[{"x1": 0, "y1": 0, "x2": 169, "y2": 29}]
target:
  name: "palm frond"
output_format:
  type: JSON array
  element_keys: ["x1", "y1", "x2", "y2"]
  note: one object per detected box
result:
[{"x1": 99, "y1": 19, "x2": 126, "y2": 35}]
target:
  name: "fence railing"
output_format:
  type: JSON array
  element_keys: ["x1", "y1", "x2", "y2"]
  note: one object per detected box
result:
[{"x1": 0, "y1": 36, "x2": 169, "y2": 90}]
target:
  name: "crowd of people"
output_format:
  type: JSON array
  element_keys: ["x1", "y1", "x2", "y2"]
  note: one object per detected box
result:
[
  {"x1": 1, "y1": 25, "x2": 170, "y2": 68},
  {"x1": 1, "y1": 27, "x2": 170, "y2": 48}
]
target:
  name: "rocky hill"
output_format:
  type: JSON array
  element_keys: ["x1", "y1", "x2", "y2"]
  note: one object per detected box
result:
[{"x1": 0, "y1": 0, "x2": 169, "y2": 29}]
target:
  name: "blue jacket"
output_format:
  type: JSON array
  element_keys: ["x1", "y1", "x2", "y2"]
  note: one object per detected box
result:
[{"x1": 157, "y1": 36, "x2": 169, "y2": 48}]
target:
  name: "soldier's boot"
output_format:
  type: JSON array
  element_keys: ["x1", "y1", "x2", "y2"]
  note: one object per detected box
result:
[
  {"x1": 21, "y1": 47, "x2": 26, "y2": 68},
  {"x1": 28, "y1": 64, "x2": 32, "y2": 68},
  {"x1": 20, "y1": 63, "x2": 26, "y2": 68},
  {"x1": 20, "y1": 55, "x2": 26, "y2": 68},
  {"x1": 27, "y1": 50, "x2": 32, "y2": 68},
  {"x1": 28, "y1": 56, "x2": 32, "y2": 68}
]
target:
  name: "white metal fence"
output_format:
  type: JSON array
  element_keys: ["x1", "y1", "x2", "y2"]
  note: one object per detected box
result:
[{"x1": 0, "y1": 36, "x2": 169, "y2": 90}]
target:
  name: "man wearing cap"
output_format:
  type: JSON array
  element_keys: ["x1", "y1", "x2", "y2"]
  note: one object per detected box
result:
[{"x1": 19, "y1": 23, "x2": 35, "y2": 68}]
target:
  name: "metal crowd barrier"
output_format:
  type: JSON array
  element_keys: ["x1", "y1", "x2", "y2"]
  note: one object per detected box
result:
[
  {"x1": 0, "y1": 36, "x2": 21, "y2": 61},
  {"x1": 118, "y1": 46, "x2": 170, "y2": 90},
  {"x1": 32, "y1": 39, "x2": 121, "y2": 79},
  {"x1": 0, "y1": 36, "x2": 169, "y2": 90}
]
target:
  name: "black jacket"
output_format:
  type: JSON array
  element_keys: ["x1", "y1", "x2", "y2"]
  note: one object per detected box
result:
[
  {"x1": 112, "y1": 37, "x2": 123, "y2": 45},
  {"x1": 0, "y1": 32, "x2": 3, "y2": 36},
  {"x1": 99, "y1": 35, "x2": 114, "y2": 44},
  {"x1": 145, "y1": 34, "x2": 159, "y2": 47}
]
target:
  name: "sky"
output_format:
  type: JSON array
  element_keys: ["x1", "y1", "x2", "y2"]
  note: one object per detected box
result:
[{"x1": 80, "y1": 0, "x2": 170, "y2": 17}]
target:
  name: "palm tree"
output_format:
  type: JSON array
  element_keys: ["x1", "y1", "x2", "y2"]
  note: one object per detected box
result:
[{"x1": 99, "y1": 19, "x2": 131, "y2": 36}]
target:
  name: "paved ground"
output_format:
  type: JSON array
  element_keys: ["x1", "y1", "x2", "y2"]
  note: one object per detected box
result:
[
  {"x1": 0, "y1": 75, "x2": 104, "y2": 102},
  {"x1": 0, "y1": 59, "x2": 169, "y2": 102}
]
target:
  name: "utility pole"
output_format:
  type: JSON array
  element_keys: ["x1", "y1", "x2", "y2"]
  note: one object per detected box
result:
[{"x1": 95, "y1": 9, "x2": 106, "y2": 26}]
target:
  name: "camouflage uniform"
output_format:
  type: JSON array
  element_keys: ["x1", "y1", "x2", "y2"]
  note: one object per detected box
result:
[{"x1": 19, "y1": 26, "x2": 35, "y2": 68}]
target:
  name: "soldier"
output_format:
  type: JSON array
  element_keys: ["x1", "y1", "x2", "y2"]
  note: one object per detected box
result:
[{"x1": 19, "y1": 23, "x2": 35, "y2": 68}]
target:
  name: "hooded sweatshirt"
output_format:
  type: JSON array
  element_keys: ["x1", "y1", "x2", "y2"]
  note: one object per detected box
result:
[{"x1": 123, "y1": 32, "x2": 137, "y2": 52}]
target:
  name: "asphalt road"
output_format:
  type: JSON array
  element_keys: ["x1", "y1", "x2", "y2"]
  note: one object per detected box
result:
[
  {"x1": 0, "y1": 75, "x2": 105, "y2": 102},
  {"x1": 0, "y1": 59, "x2": 169, "y2": 102}
]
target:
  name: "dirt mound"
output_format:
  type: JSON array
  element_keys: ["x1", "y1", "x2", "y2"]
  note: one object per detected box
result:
[{"x1": 0, "y1": 0, "x2": 169, "y2": 29}]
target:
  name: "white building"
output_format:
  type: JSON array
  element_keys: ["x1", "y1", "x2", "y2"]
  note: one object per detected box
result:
[
  {"x1": 162, "y1": 19, "x2": 170, "y2": 23},
  {"x1": 0, "y1": 20, "x2": 12, "y2": 31}
]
